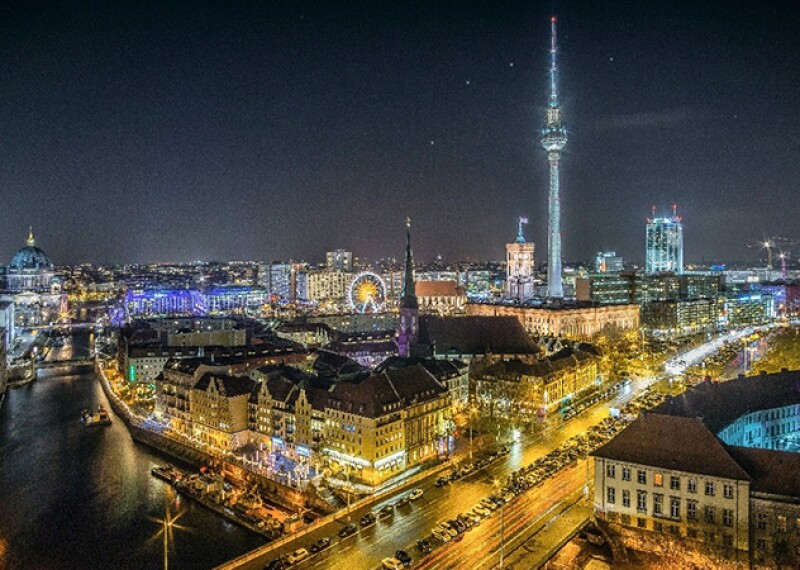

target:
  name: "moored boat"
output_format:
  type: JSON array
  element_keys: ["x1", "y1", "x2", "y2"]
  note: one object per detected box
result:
[{"x1": 82, "y1": 405, "x2": 112, "y2": 427}]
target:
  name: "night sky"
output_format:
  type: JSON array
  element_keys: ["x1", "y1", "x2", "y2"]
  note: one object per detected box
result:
[{"x1": 1, "y1": 1, "x2": 799, "y2": 266}]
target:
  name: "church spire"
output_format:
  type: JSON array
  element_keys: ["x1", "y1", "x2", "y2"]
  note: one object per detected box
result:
[
  {"x1": 397, "y1": 217, "x2": 418, "y2": 358},
  {"x1": 27, "y1": 226, "x2": 35, "y2": 247},
  {"x1": 400, "y1": 217, "x2": 418, "y2": 309}
]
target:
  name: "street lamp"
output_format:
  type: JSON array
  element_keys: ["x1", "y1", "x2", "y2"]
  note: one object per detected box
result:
[{"x1": 468, "y1": 405, "x2": 478, "y2": 461}]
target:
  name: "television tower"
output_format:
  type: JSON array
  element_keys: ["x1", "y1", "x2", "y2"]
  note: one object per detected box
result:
[{"x1": 540, "y1": 16, "x2": 568, "y2": 298}]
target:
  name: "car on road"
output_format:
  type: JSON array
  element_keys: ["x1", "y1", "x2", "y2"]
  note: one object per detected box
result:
[
  {"x1": 378, "y1": 504, "x2": 395, "y2": 519},
  {"x1": 473, "y1": 505, "x2": 491, "y2": 517},
  {"x1": 435, "y1": 476, "x2": 450, "y2": 487},
  {"x1": 432, "y1": 527, "x2": 451, "y2": 542},
  {"x1": 263, "y1": 557, "x2": 287, "y2": 570},
  {"x1": 416, "y1": 539, "x2": 432, "y2": 554},
  {"x1": 360, "y1": 512, "x2": 377, "y2": 527},
  {"x1": 395, "y1": 549, "x2": 412, "y2": 566},
  {"x1": 409, "y1": 488, "x2": 424, "y2": 500},
  {"x1": 395, "y1": 496, "x2": 410, "y2": 508},
  {"x1": 381, "y1": 557, "x2": 404, "y2": 570},
  {"x1": 309, "y1": 537, "x2": 331, "y2": 553},
  {"x1": 285, "y1": 548, "x2": 310, "y2": 565},
  {"x1": 338, "y1": 523, "x2": 357, "y2": 538}
]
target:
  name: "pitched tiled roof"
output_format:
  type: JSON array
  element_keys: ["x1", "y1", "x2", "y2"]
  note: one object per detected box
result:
[
  {"x1": 652, "y1": 371, "x2": 800, "y2": 433},
  {"x1": 727, "y1": 446, "x2": 800, "y2": 497},
  {"x1": 415, "y1": 280, "x2": 465, "y2": 297},
  {"x1": 417, "y1": 316, "x2": 539, "y2": 356},
  {"x1": 592, "y1": 413, "x2": 751, "y2": 481},
  {"x1": 194, "y1": 372, "x2": 255, "y2": 397}
]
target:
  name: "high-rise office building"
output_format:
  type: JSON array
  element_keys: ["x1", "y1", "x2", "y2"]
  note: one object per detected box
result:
[
  {"x1": 326, "y1": 250, "x2": 353, "y2": 272},
  {"x1": 595, "y1": 251, "x2": 623, "y2": 273},
  {"x1": 645, "y1": 206, "x2": 684, "y2": 274}
]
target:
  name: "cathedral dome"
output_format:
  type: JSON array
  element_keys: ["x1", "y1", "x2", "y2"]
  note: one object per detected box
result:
[{"x1": 9, "y1": 229, "x2": 54, "y2": 270}]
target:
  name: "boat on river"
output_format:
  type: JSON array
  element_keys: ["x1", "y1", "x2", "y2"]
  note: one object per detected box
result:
[{"x1": 81, "y1": 405, "x2": 112, "y2": 427}]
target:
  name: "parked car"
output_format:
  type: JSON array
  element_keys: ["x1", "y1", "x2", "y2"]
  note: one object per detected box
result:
[
  {"x1": 416, "y1": 539, "x2": 433, "y2": 554},
  {"x1": 285, "y1": 548, "x2": 309, "y2": 565},
  {"x1": 378, "y1": 504, "x2": 395, "y2": 519},
  {"x1": 360, "y1": 512, "x2": 377, "y2": 527},
  {"x1": 381, "y1": 557, "x2": 404, "y2": 570},
  {"x1": 309, "y1": 537, "x2": 331, "y2": 553},
  {"x1": 338, "y1": 523, "x2": 357, "y2": 538},
  {"x1": 395, "y1": 549, "x2": 412, "y2": 566},
  {"x1": 435, "y1": 477, "x2": 450, "y2": 487},
  {"x1": 409, "y1": 488, "x2": 424, "y2": 500},
  {"x1": 263, "y1": 556, "x2": 287, "y2": 570}
]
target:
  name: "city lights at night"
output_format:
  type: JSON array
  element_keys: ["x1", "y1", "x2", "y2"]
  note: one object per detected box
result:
[{"x1": 1, "y1": 2, "x2": 800, "y2": 570}]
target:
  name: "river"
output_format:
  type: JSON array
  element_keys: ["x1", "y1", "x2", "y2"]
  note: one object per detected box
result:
[{"x1": 0, "y1": 332, "x2": 264, "y2": 569}]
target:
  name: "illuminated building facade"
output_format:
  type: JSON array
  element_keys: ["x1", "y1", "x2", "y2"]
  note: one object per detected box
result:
[
  {"x1": 506, "y1": 217, "x2": 535, "y2": 302},
  {"x1": 326, "y1": 250, "x2": 353, "y2": 272},
  {"x1": 467, "y1": 302, "x2": 640, "y2": 340},
  {"x1": 475, "y1": 345, "x2": 599, "y2": 417},
  {"x1": 415, "y1": 280, "x2": 467, "y2": 315},
  {"x1": 594, "y1": 372, "x2": 800, "y2": 568},
  {"x1": 4, "y1": 229, "x2": 55, "y2": 292},
  {"x1": 249, "y1": 363, "x2": 450, "y2": 485},
  {"x1": 646, "y1": 207, "x2": 684, "y2": 274},
  {"x1": 190, "y1": 372, "x2": 255, "y2": 451},
  {"x1": 595, "y1": 251, "x2": 623, "y2": 273}
]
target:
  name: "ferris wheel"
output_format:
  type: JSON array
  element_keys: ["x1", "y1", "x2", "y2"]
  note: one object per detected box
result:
[{"x1": 348, "y1": 271, "x2": 387, "y2": 314}]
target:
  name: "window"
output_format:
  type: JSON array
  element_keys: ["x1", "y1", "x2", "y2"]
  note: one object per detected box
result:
[
  {"x1": 622, "y1": 466, "x2": 631, "y2": 481},
  {"x1": 687, "y1": 528, "x2": 698, "y2": 539},
  {"x1": 723, "y1": 508, "x2": 734, "y2": 527},
  {"x1": 687, "y1": 500, "x2": 698, "y2": 521},
  {"x1": 687, "y1": 478, "x2": 697, "y2": 494},
  {"x1": 622, "y1": 489, "x2": 630, "y2": 508},
  {"x1": 705, "y1": 481, "x2": 715, "y2": 496},
  {"x1": 705, "y1": 506, "x2": 716, "y2": 524},
  {"x1": 653, "y1": 472, "x2": 663, "y2": 487},
  {"x1": 621, "y1": 514, "x2": 631, "y2": 525},
  {"x1": 654, "y1": 521, "x2": 663, "y2": 532},
  {"x1": 670, "y1": 476, "x2": 680, "y2": 491},
  {"x1": 756, "y1": 539, "x2": 766, "y2": 551},
  {"x1": 607, "y1": 486, "x2": 616, "y2": 504},
  {"x1": 723, "y1": 534, "x2": 733, "y2": 547},
  {"x1": 653, "y1": 494, "x2": 663, "y2": 516},
  {"x1": 723, "y1": 483, "x2": 734, "y2": 499},
  {"x1": 757, "y1": 513, "x2": 768, "y2": 530},
  {"x1": 637, "y1": 517, "x2": 647, "y2": 529},
  {"x1": 669, "y1": 525, "x2": 680, "y2": 536},
  {"x1": 777, "y1": 515, "x2": 787, "y2": 532},
  {"x1": 670, "y1": 497, "x2": 681, "y2": 519},
  {"x1": 637, "y1": 491, "x2": 647, "y2": 513},
  {"x1": 705, "y1": 532, "x2": 716, "y2": 544},
  {"x1": 607, "y1": 464, "x2": 616, "y2": 479},
  {"x1": 637, "y1": 470, "x2": 647, "y2": 485}
]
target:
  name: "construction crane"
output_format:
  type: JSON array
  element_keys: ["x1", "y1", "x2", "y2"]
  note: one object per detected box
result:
[{"x1": 747, "y1": 237, "x2": 799, "y2": 273}]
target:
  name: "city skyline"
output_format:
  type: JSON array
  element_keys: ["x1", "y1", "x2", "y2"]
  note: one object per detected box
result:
[{"x1": 2, "y1": 1, "x2": 799, "y2": 265}]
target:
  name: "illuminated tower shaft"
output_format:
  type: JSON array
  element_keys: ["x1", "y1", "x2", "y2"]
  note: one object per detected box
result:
[{"x1": 540, "y1": 17, "x2": 568, "y2": 298}]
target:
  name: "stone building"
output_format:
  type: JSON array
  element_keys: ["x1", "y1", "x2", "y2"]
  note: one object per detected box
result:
[
  {"x1": 415, "y1": 280, "x2": 467, "y2": 315},
  {"x1": 592, "y1": 370, "x2": 800, "y2": 568},
  {"x1": 190, "y1": 372, "x2": 255, "y2": 451},
  {"x1": 467, "y1": 302, "x2": 640, "y2": 340}
]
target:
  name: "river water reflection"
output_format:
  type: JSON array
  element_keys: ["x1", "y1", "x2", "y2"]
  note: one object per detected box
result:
[{"x1": 0, "y1": 334, "x2": 264, "y2": 569}]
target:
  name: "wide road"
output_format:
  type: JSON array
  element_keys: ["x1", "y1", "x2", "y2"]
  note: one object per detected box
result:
[{"x1": 235, "y1": 376, "x2": 652, "y2": 570}]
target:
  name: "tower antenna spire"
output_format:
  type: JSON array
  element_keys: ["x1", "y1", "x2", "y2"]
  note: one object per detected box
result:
[{"x1": 549, "y1": 16, "x2": 559, "y2": 109}]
